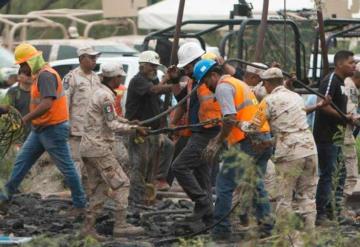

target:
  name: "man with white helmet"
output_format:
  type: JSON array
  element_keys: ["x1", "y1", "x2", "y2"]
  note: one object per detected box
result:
[
  {"x1": 243, "y1": 62, "x2": 268, "y2": 101},
  {"x1": 80, "y1": 62, "x2": 147, "y2": 240},
  {"x1": 63, "y1": 45, "x2": 101, "y2": 181},
  {"x1": 169, "y1": 42, "x2": 225, "y2": 227},
  {"x1": 125, "y1": 50, "x2": 175, "y2": 208}
]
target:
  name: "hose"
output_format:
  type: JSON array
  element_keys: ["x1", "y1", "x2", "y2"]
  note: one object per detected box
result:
[
  {"x1": 0, "y1": 106, "x2": 24, "y2": 159},
  {"x1": 226, "y1": 58, "x2": 352, "y2": 123}
]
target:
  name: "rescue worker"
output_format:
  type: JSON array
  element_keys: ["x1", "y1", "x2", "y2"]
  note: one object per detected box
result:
[
  {"x1": 314, "y1": 50, "x2": 356, "y2": 224},
  {"x1": 80, "y1": 62, "x2": 147, "y2": 240},
  {"x1": 241, "y1": 68, "x2": 321, "y2": 229},
  {"x1": 343, "y1": 63, "x2": 360, "y2": 205},
  {"x1": 63, "y1": 45, "x2": 101, "y2": 179},
  {"x1": 194, "y1": 59, "x2": 273, "y2": 239},
  {"x1": 170, "y1": 43, "x2": 222, "y2": 227},
  {"x1": 0, "y1": 43, "x2": 86, "y2": 213},
  {"x1": 125, "y1": 51, "x2": 175, "y2": 208},
  {"x1": 243, "y1": 62, "x2": 268, "y2": 101}
]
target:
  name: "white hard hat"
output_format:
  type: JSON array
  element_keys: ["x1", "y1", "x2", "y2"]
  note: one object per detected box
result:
[
  {"x1": 356, "y1": 62, "x2": 360, "y2": 72},
  {"x1": 177, "y1": 42, "x2": 205, "y2": 68},
  {"x1": 100, "y1": 62, "x2": 127, "y2": 77},
  {"x1": 261, "y1": 68, "x2": 283, "y2": 80},
  {"x1": 246, "y1": 62, "x2": 268, "y2": 76},
  {"x1": 77, "y1": 45, "x2": 101, "y2": 56},
  {"x1": 138, "y1": 50, "x2": 161, "y2": 66}
]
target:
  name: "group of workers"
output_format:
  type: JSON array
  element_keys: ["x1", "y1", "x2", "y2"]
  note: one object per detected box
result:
[{"x1": 0, "y1": 41, "x2": 359, "y2": 242}]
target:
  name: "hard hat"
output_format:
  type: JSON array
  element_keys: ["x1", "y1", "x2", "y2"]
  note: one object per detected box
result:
[
  {"x1": 14, "y1": 43, "x2": 42, "y2": 64},
  {"x1": 138, "y1": 50, "x2": 161, "y2": 66},
  {"x1": 99, "y1": 62, "x2": 127, "y2": 77},
  {"x1": 202, "y1": 52, "x2": 218, "y2": 61},
  {"x1": 177, "y1": 42, "x2": 205, "y2": 68},
  {"x1": 193, "y1": 59, "x2": 217, "y2": 82},
  {"x1": 261, "y1": 68, "x2": 283, "y2": 80},
  {"x1": 246, "y1": 62, "x2": 268, "y2": 76},
  {"x1": 356, "y1": 62, "x2": 360, "y2": 72}
]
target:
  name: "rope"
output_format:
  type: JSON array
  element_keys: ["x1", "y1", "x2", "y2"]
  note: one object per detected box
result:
[
  {"x1": 148, "y1": 118, "x2": 222, "y2": 135},
  {"x1": 226, "y1": 58, "x2": 352, "y2": 124},
  {"x1": 0, "y1": 106, "x2": 24, "y2": 159}
]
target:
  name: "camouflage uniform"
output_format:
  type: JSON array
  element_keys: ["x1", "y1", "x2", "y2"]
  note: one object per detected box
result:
[
  {"x1": 248, "y1": 85, "x2": 318, "y2": 228},
  {"x1": 343, "y1": 77, "x2": 359, "y2": 197},
  {"x1": 80, "y1": 83, "x2": 133, "y2": 215},
  {"x1": 63, "y1": 67, "x2": 101, "y2": 177}
]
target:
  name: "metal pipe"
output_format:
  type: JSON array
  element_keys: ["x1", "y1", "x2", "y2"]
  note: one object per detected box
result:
[
  {"x1": 316, "y1": 2, "x2": 329, "y2": 77},
  {"x1": 163, "y1": 0, "x2": 186, "y2": 126},
  {"x1": 254, "y1": 0, "x2": 269, "y2": 61}
]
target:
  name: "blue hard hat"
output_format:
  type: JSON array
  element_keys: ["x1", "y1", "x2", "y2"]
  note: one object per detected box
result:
[{"x1": 193, "y1": 59, "x2": 217, "y2": 82}]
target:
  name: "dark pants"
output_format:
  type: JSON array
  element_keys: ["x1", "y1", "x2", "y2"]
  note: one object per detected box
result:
[
  {"x1": 128, "y1": 134, "x2": 174, "y2": 206},
  {"x1": 316, "y1": 143, "x2": 346, "y2": 218},
  {"x1": 167, "y1": 136, "x2": 189, "y2": 185},
  {"x1": 213, "y1": 134, "x2": 273, "y2": 234},
  {"x1": 172, "y1": 132, "x2": 217, "y2": 205}
]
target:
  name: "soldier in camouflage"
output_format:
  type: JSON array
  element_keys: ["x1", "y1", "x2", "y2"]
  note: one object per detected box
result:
[
  {"x1": 241, "y1": 68, "x2": 329, "y2": 229},
  {"x1": 79, "y1": 62, "x2": 148, "y2": 240},
  {"x1": 63, "y1": 45, "x2": 101, "y2": 179}
]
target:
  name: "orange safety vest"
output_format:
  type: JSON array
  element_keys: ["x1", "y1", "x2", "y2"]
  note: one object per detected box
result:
[
  {"x1": 177, "y1": 78, "x2": 193, "y2": 137},
  {"x1": 218, "y1": 75, "x2": 270, "y2": 145},
  {"x1": 197, "y1": 83, "x2": 222, "y2": 128},
  {"x1": 30, "y1": 65, "x2": 68, "y2": 126},
  {"x1": 114, "y1": 84, "x2": 126, "y2": 117}
]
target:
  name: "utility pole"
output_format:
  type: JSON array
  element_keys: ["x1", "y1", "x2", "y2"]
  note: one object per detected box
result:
[
  {"x1": 254, "y1": 0, "x2": 269, "y2": 62},
  {"x1": 162, "y1": 0, "x2": 185, "y2": 126},
  {"x1": 315, "y1": 0, "x2": 329, "y2": 76}
]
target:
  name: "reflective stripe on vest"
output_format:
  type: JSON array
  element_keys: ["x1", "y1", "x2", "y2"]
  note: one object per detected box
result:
[
  {"x1": 218, "y1": 75, "x2": 270, "y2": 145},
  {"x1": 30, "y1": 65, "x2": 69, "y2": 126}
]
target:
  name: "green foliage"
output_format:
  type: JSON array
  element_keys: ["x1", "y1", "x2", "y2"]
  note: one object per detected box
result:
[
  {"x1": 176, "y1": 236, "x2": 215, "y2": 247},
  {"x1": 23, "y1": 234, "x2": 101, "y2": 247},
  {"x1": 356, "y1": 137, "x2": 360, "y2": 171}
]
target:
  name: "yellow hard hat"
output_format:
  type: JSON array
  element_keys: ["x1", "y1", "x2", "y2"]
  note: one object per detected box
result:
[
  {"x1": 14, "y1": 43, "x2": 42, "y2": 64},
  {"x1": 201, "y1": 52, "x2": 217, "y2": 61}
]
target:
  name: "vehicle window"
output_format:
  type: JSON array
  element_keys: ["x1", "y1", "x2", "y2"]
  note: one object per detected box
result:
[
  {"x1": 33, "y1": 45, "x2": 51, "y2": 61},
  {"x1": 58, "y1": 46, "x2": 78, "y2": 60},
  {"x1": 52, "y1": 64, "x2": 77, "y2": 79},
  {"x1": 0, "y1": 47, "x2": 14, "y2": 67}
]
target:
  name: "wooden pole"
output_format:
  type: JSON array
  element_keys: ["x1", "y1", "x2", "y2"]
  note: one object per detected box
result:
[
  {"x1": 162, "y1": 0, "x2": 186, "y2": 126},
  {"x1": 254, "y1": 0, "x2": 269, "y2": 61},
  {"x1": 316, "y1": 0, "x2": 329, "y2": 76}
]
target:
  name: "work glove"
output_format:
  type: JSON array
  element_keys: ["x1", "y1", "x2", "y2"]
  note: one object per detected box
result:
[
  {"x1": 0, "y1": 105, "x2": 9, "y2": 116},
  {"x1": 202, "y1": 138, "x2": 223, "y2": 165},
  {"x1": 166, "y1": 65, "x2": 183, "y2": 84}
]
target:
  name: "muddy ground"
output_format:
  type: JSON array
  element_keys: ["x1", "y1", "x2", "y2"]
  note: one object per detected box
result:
[{"x1": 2, "y1": 193, "x2": 360, "y2": 247}]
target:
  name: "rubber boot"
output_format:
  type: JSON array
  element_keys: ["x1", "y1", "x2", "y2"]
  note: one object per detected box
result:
[
  {"x1": 113, "y1": 209, "x2": 145, "y2": 237},
  {"x1": 80, "y1": 215, "x2": 107, "y2": 242}
]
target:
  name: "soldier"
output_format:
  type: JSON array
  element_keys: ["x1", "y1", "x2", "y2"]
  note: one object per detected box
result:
[
  {"x1": 240, "y1": 68, "x2": 327, "y2": 229},
  {"x1": 343, "y1": 63, "x2": 360, "y2": 204},
  {"x1": 80, "y1": 62, "x2": 147, "y2": 240},
  {"x1": 63, "y1": 45, "x2": 101, "y2": 178}
]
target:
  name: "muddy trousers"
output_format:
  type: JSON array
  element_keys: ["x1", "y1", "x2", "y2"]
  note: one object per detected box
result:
[
  {"x1": 127, "y1": 134, "x2": 174, "y2": 206},
  {"x1": 343, "y1": 144, "x2": 359, "y2": 197},
  {"x1": 172, "y1": 132, "x2": 217, "y2": 207},
  {"x1": 81, "y1": 155, "x2": 129, "y2": 222},
  {"x1": 276, "y1": 155, "x2": 318, "y2": 229}
]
